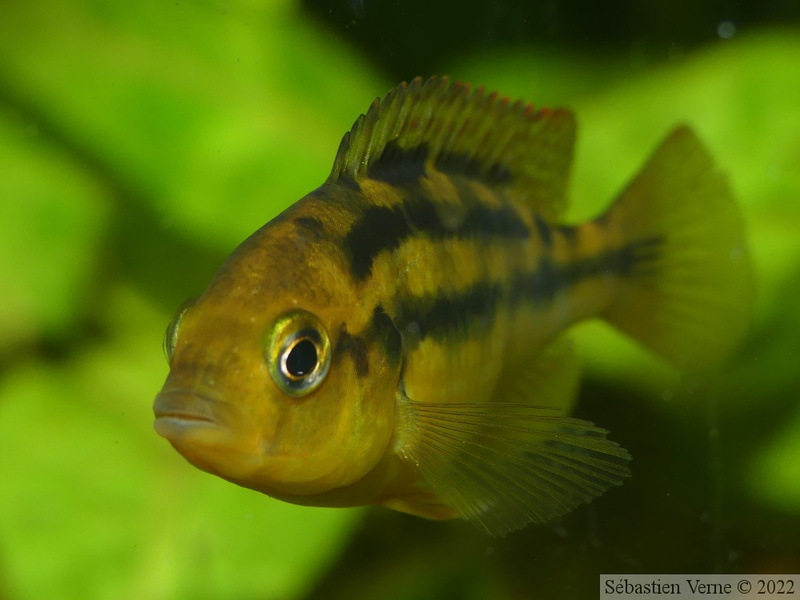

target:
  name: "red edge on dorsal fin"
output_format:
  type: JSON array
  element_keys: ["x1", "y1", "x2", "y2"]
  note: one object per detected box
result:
[{"x1": 327, "y1": 76, "x2": 576, "y2": 219}]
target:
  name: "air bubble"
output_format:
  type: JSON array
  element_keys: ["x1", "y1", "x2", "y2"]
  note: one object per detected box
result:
[{"x1": 717, "y1": 21, "x2": 736, "y2": 39}]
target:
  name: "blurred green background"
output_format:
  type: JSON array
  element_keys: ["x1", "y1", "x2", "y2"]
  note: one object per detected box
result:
[{"x1": 1, "y1": 0, "x2": 799, "y2": 598}]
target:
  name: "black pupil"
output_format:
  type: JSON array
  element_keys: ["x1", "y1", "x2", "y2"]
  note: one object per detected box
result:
[{"x1": 286, "y1": 338, "x2": 318, "y2": 378}]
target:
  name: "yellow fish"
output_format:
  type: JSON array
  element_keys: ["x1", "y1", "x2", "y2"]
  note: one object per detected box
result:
[{"x1": 154, "y1": 76, "x2": 751, "y2": 535}]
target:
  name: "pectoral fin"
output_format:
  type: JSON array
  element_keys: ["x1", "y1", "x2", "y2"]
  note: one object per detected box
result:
[{"x1": 396, "y1": 399, "x2": 631, "y2": 536}]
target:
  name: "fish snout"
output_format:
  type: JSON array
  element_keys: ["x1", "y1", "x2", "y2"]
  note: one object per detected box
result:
[{"x1": 153, "y1": 387, "x2": 234, "y2": 442}]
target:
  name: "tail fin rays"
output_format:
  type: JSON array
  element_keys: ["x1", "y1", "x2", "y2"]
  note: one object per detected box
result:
[{"x1": 601, "y1": 126, "x2": 753, "y2": 370}]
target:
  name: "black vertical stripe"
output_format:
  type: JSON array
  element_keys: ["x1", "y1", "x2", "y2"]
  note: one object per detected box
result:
[
  {"x1": 334, "y1": 327, "x2": 370, "y2": 378},
  {"x1": 370, "y1": 305, "x2": 403, "y2": 366},
  {"x1": 345, "y1": 205, "x2": 413, "y2": 280}
]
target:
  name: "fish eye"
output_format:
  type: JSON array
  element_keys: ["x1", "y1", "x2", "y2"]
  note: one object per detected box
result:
[
  {"x1": 284, "y1": 338, "x2": 318, "y2": 378},
  {"x1": 267, "y1": 310, "x2": 331, "y2": 397},
  {"x1": 163, "y1": 298, "x2": 195, "y2": 364}
]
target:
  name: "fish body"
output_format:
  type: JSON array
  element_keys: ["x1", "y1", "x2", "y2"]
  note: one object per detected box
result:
[{"x1": 154, "y1": 77, "x2": 752, "y2": 535}]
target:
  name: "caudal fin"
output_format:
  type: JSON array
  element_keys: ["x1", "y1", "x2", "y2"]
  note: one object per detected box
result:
[{"x1": 601, "y1": 126, "x2": 753, "y2": 370}]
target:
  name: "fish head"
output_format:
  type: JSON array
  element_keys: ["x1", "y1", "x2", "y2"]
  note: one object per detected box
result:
[{"x1": 153, "y1": 203, "x2": 402, "y2": 499}]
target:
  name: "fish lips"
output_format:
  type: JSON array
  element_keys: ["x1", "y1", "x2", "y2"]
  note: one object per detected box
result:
[
  {"x1": 154, "y1": 386, "x2": 268, "y2": 480},
  {"x1": 153, "y1": 387, "x2": 239, "y2": 445}
]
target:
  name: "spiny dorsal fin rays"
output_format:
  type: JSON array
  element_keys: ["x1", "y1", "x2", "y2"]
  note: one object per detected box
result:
[
  {"x1": 396, "y1": 400, "x2": 631, "y2": 536},
  {"x1": 328, "y1": 76, "x2": 577, "y2": 220}
]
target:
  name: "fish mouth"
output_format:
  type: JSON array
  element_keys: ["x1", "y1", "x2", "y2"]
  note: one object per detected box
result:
[
  {"x1": 153, "y1": 387, "x2": 235, "y2": 443},
  {"x1": 153, "y1": 386, "x2": 266, "y2": 480}
]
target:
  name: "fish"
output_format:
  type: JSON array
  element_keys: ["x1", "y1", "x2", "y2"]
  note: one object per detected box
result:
[{"x1": 153, "y1": 76, "x2": 752, "y2": 536}]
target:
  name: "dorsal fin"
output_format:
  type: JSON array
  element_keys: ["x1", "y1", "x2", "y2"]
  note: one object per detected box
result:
[{"x1": 328, "y1": 76, "x2": 576, "y2": 220}]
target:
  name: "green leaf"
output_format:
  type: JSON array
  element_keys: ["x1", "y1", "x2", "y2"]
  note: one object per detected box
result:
[
  {"x1": 0, "y1": 0, "x2": 384, "y2": 250},
  {"x1": 0, "y1": 108, "x2": 110, "y2": 353},
  {"x1": 748, "y1": 403, "x2": 800, "y2": 514}
]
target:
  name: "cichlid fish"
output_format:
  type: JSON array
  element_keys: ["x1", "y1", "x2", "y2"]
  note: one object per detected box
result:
[{"x1": 154, "y1": 76, "x2": 752, "y2": 535}]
